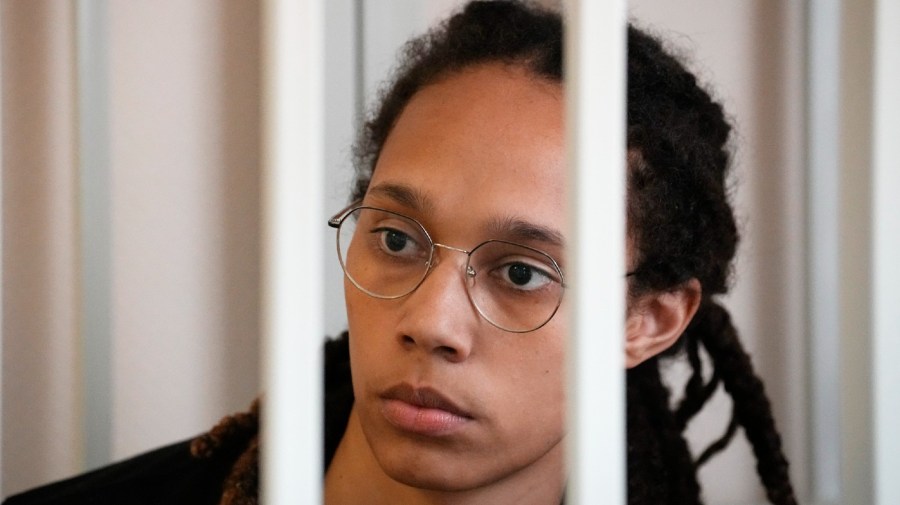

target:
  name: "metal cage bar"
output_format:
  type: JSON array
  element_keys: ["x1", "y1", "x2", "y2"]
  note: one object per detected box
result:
[
  {"x1": 806, "y1": 0, "x2": 843, "y2": 500},
  {"x1": 75, "y1": 0, "x2": 113, "y2": 471},
  {"x1": 563, "y1": 1, "x2": 627, "y2": 504},
  {"x1": 261, "y1": 0, "x2": 325, "y2": 503}
]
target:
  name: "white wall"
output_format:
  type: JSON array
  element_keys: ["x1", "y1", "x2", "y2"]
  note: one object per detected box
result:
[
  {"x1": 106, "y1": 0, "x2": 262, "y2": 462},
  {"x1": 0, "y1": 0, "x2": 357, "y2": 496},
  {"x1": 322, "y1": 0, "x2": 361, "y2": 338},
  {"x1": 1, "y1": 0, "x2": 265, "y2": 496}
]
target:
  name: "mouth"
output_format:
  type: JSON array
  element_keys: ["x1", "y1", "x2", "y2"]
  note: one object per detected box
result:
[{"x1": 379, "y1": 383, "x2": 474, "y2": 436}]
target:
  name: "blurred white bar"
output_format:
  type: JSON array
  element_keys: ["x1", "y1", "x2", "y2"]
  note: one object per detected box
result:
[
  {"x1": 872, "y1": 1, "x2": 900, "y2": 503},
  {"x1": 76, "y1": 0, "x2": 113, "y2": 471},
  {"x1": 806, "y1": 0, "x2": 843, "y2": 501},
  {"x1": 0, "y1": 2, "x2": 5, "y2": 496},
  {"x1": 261, "y1": 0, "x2": 325, "y2": 504},
  {"x1": 836, "y1": 1, "x2": 876, "y2": 502},
  {"x1": 563, "y1": 1, "x2": 627, "y2": 504}
]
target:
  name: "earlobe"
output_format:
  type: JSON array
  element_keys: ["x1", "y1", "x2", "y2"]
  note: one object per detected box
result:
[{"x1": 624, "y1": 279, "x2": 701, "y2": 368}]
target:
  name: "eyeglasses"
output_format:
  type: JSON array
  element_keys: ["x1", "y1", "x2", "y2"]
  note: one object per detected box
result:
[{"x1": 328, "y1": 204, "x2": 566, "y2": 333}]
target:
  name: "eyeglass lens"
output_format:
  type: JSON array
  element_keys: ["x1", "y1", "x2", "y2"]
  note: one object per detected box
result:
[{"x1": 336, "y1": 208, "x2": 564, "y2": 332}]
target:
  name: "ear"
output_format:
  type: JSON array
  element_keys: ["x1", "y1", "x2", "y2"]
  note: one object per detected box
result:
[{"x1": 625, "y1": 279, "x2": 701, "y2": 368}]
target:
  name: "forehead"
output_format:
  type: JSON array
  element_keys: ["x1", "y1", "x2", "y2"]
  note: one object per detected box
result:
[{"x1": 368, "y1": 63, "x2": 566, "y2": 240}]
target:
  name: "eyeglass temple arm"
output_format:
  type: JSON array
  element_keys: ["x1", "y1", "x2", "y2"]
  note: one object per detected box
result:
[{"x1": 327, "y1": 200, "x2": 363, "y2": 228}]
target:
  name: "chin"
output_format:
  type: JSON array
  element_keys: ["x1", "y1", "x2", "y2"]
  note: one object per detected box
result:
[
  {"x1": 381, "y1": 457, "x2": 490, "y2": 493},
  {"x1": 368, "y1": 436, "x2": 501, "y2": 493}
]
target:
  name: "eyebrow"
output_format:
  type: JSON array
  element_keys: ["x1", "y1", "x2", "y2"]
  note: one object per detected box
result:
[
  {"x1": 488, "y1": 216, "x2": 565, "y2": 249},
  {"x1": 366, "y1": 182, "x2": 565, "y2": 248},
  {"x1": 366, "y1": 182, "x2": 434, "y2": 213}
]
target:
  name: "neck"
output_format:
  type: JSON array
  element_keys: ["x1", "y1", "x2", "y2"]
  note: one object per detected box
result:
[{"x1": 324, "y1": 407, "x2": 565, "y2": 505}]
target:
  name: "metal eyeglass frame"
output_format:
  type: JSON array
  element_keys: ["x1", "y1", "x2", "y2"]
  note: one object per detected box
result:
[{"x1": 327, "y1": 202, "x2": 567, "y2": 333}]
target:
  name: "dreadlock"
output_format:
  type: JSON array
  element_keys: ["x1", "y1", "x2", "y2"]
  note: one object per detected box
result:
[
  {"x1": 190, "y1": 400, "x2": 259, "y2": 505},
  {"x1": 193, "y1": 1, "x2": 797, "y2": 504}
]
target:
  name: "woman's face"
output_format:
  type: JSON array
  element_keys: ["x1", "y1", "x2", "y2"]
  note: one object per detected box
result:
[{"x1": 345, "y1": 63, "x2": 567, "y2": 492}]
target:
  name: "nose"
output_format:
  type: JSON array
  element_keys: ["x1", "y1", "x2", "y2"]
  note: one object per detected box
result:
[{"x1": 395, "y1": 249, "x2": 477, "y2": 363}]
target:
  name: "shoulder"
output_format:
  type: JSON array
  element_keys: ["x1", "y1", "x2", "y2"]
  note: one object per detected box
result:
[
  {"x1": 2, "y1": 439, "x2": 231, "y2": 505},
  {"x1": 324, "y1": 332, "x2": 354, "y2": 469},
  {"x1": 324, "y1": 331, "x2": 351, "y2": 391}
]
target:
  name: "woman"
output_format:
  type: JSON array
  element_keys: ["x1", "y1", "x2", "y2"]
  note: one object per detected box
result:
[{"x1": 4, "y1": 1, "x2": 797, "y2": 504}]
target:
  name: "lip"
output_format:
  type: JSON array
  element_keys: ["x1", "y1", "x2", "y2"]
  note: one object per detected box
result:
[{"x1": 380, "y1": 383, "x2": 474, "y2": 436}]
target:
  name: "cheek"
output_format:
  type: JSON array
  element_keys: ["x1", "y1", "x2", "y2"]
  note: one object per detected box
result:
[
  {"x1": 344, "y1": 282, "x2": 367, "y2": 331},
  {"x1": 344, "y1": 284, "x2": 392, "y2": 383},
  {"x1": 525, "y1": 326, "x2": 567, "y2": 419},
  {"x1": 345, "y1": 279, "x2": 391, "y2": 339},
  {"x1": 475, "y1": 334, "x2": 567, "y2": 480},
  {"x1": 491, "y1": 329, "x2": 567, "y2": 438}
]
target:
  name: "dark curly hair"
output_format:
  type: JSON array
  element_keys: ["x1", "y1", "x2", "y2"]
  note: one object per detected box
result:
[{"x1": 195, "y1": 2, "x2": 797, "y2": 504}]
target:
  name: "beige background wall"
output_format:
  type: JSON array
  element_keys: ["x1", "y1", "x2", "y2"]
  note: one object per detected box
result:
[
  {"x1": 2, "y1": 0, "x2": 267, "y2": 495},
  {"x1": 107, "y1": 0, "x2": 262, "y2": 461},
  {"x1": 2, "y1": 0, "x2": 812, "y2": 502},
  {"x1": 2, "y1": 0, "x2": 82, "y2": 494}
]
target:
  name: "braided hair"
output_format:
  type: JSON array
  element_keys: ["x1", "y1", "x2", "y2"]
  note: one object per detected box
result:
[
  {"x1": 190, "y1": 400, "x2": 260, "y2": 505},
  {"x1": 194, "y1": 2, "x2": 797, "y2": 504}
]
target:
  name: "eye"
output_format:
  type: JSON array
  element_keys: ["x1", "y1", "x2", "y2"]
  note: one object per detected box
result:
[
  {"x1": 382, "y1": 229, "x2": 409, "y2": 252},
  {"x1": 372, "y1": 227, "x2": 427, "y2": 259},
  {"x1": 494, "y1": 261, "x2": 556, "y2": 291}
]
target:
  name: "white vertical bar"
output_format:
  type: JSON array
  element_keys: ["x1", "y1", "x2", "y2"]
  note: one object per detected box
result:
[
  {"x1": 0, "y1": 1, "x2": 5, "y2": 496},
  {"x1": 836, "y1": 1, "x2": 876, "y2": 502},
  {"x1": 75, "y1": 0, "x2": 113, "y2": 471},
  {"x1": 806, "y1": 0, "x2": 843, "y2": 501},
  {"x1": 871, "y1": 1, "x2": 900, "y2": 503},
  {"x1": 564, "y1": 1, "x2": 627, "y2": 504},
  {"x1": 261, "y1": 0, "x2": 325, "y2": 504}
]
